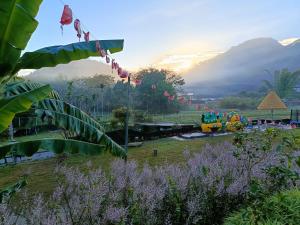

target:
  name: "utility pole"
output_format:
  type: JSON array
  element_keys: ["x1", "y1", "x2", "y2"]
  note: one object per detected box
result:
[
  {"x1": 100, "y1": 84, "x2": 105, "y2": 118},
  {"x1": 124, "y1": 75, "x2": 131, "y2": 159}
]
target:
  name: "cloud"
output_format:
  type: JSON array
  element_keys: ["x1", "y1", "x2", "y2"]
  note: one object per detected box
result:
[
  {"x1": 18, "y1": 69, "x2": 36, "y2": 77},
  {"x1": 279, "y1": 37, "x2": 299, "y2": 46},
  {"x1": 129, "y1": 0, "x2": 206, "y2": 26},
  {"x1": 154, "y1": 51, "x2": 222, "y2": 73}
]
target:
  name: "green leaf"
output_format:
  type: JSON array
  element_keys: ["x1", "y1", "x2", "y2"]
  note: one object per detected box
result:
[
  {"x1": 37, "y1": 98, "x2": 104, "y2": 132},
  {"x1": 0, "y1": 178, "x2": 27, "y2": 203},
  {"x1": 5, "y1": 80, "x2": 61, "y2": 99},
  {"x1": 0, "y1": 0, "x2": 42, "y2": 76},
  {"x1": 296, "y1": 156, "x2": 300, "y2": 168},
  {"x1": 35, "y1": 99, "x2": 126, "y2": 157},
  {"x1": 13, "y1": 40, "x2": 124, "y2": 73},
  {"x1": 36, "y1": 99, "x2": 126, "y2": 157},
  {"x1": 0, "y1": 138, "x2": 109, "y2": 159},
  {"x1": 0, "y1": 84, "x2": 51, "y2": 132}
]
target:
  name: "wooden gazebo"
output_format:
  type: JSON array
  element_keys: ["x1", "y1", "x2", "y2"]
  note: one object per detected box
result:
[{"x1": 257, "y1": 91, "x2": 287, "y2": 120}]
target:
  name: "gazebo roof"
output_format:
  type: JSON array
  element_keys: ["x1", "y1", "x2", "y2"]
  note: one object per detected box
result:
[{"x1": 257, "y1": 91, "x2": 287, "y2": 110}]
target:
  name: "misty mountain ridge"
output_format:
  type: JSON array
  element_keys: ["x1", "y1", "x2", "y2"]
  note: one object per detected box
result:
[
  {"x1": 26, "y1": 59, "x2": 118, "y2": 83},
  {"x1": 26, "y1": 37, "x2": 300, "y2": 97},
  {"x1": 185, "y1": 37, "x2": 300, "y2": 96}
]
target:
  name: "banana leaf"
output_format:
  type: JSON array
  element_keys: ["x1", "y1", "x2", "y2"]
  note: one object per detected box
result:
[
  {"x1": 13, "y1": 40, "x2": 124, "y2": 73},
  {"x1": 0, "y1": 178, "x2": 27, "y2": 203},
  {"x1": 37, "y1": 98, "x2": 104, "y2": 132},
  {"x1": 5, "y1": 80, "x2": 60, "y2": 99},
  {"x1": 0, "y1": 138, "x2": 114, "y2": 159},
  {"x1": 12, "y1": 115, "x2": 47, "y2": 130},
  {"x1": 0, "y1": 0, "x2": 42, "y2": 76},
  {"x1": 0, "y1": 84, "x2": 51, "y2": 133},
  {"x1": 34, "y1": 99, "x2": 125, "y2": 157}
]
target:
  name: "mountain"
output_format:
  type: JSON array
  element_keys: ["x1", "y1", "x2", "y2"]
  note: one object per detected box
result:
[
  {"x1": 25, "y1": 59, "x2": 118, "y2": 83},
  {"x1": 185, "y1": 38, "x2": 300, "y2": 96}
]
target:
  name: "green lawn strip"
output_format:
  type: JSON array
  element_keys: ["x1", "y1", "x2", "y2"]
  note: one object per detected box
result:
[
  {"x1": 150, "y1": 109, "x2": 291, "y2": 124},
  {"x1": 0, "y1": 135, "x2": 232, "y2": 196},
  {"x1": 0, "y1": 129, "x2": 299, "y2": 197}
]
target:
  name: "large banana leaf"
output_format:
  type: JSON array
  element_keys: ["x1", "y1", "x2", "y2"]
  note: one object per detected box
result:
[
  {"x1": 0, "y1": 84, "x2": 51, "y2": 132},
  {"x1": 13, "y1": 40, "x2": 124, "y2": 73},
  {"x1": 0, "y1": 138, "x2": 117, "y2": 159},
  {"x1": 34, "y1": 99, "x2": 125, "y2": 156},
  {"x1": 0, "y1": 0, "x2": 42, "y2": 77},
  {"x1": 37, "y1": 98, "x2": 104, "y2": 132},
  {"x1": 5, "y1": 80, "x2": 60, "y2": 99}
]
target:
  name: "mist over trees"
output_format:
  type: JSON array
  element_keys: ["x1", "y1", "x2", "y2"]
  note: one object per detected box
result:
[{"x1": 43, "y1": 68, "x2": 185, "y2": 115}]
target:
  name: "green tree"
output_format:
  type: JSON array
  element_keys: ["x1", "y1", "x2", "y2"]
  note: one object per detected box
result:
[
  {"x1": 134, "y1": 68, "x2": 184, "y2": 113},
  {"x1": 261, "y1": 69, "x2": 300, "y2": 99}
]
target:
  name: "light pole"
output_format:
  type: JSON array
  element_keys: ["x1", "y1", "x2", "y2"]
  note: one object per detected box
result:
[
  {"x1": 124, "y1": 75, "x2": 131, "y2": 158},
  {"x1": 100, "y1": 84, "x2": 105, "y2": 118}
]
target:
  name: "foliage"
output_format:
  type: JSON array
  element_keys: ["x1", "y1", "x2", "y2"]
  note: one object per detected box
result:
[
  {"x1": 77, "y1": 74, "x2": 114, "y2": 89},
  {"x1": 224, "y1": 189, "x2": 300, "y2": 225},
  {"x1": 0, "y1": 138, "x2": 126, "y2": 159},
  {"x1": 260, "y1": 69, "x2": 300, "y2": 99},
  {"x1": 133, "y1": 68, "x2": 184, "y2": 114},
  {"x1": 106, "y1": 81, "x2": 133, "y2": 111},
  {"x1": 218, "y1": 96, "x2": 259, "y2": 110},
  {"x1": 0, "y1": 178, "x2": 27, "y2": 204},
  {"x1": 2, "y1": 131, "x2": 300, "y2": 225},
  {"x1": 0, "y1": 0, "x2": 42, "y2": 79},
  {"x1": 0, "y1": 84, "x2": 52, "y2": 132},
  {"x1": 0, "y1": 1, "x2": 125, "y2": 157},
  {"x1": 111, "y1": 107, "x2": 128, "y2": 128},
  {"x1": 132, "y1": 110, "x2": 152, "y2": 123},
  {"x1": 12, "y1": 40, "x2": 124, "y2": 74}
]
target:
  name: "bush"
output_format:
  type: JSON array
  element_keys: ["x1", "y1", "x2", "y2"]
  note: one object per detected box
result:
[
  {"x1": 224, "y1": 189, "x2": 300, "y2": 225},
  {"x1": 219, "y1": 96, "x2": 259, "y2": 110},
  {"x1": 111, "y1": 107, "x2": 128, "y2": 128},
  {"x1": 132, "y1": 110, "x2": 152, "y2": 123},
  {"x1": 1, "y1": 130, "x2": 299, "y2": 225}
]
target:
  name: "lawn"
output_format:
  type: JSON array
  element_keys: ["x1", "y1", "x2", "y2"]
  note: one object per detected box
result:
[
  {"x1": 0, "y1": 119, "x2": 299, "y2": 197},
  {"x1": 151, "y1": 109, "x2": 291, "y2": 124},
  {"x1": 96, "y1": 109, "x2": 291, "y2": 126},
  {"x1": 0, "y1": 134, "x2": 232, "y2": 196}
]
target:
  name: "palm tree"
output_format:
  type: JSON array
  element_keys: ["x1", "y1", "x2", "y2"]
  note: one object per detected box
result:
[{"x1": 261, "y1": 69, "x2": 300, "y2": 99}]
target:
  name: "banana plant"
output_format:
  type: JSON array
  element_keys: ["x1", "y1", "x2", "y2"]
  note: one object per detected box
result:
[
  {"x1": 1, "y1": 81, "x2": 126, "y2": 157},
  {"x1": 0, "y1": 0, "x2": 126, "y2": 158}
]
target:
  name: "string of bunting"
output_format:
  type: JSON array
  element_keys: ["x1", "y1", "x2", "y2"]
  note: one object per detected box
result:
[{"x1": 58, "y1": 0, "x2": 130, "y2": 80}]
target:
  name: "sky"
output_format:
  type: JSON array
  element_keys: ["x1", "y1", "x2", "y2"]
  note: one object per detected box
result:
[{"x1": 24, "y1": 0, "x2": 300, "y2": 74}]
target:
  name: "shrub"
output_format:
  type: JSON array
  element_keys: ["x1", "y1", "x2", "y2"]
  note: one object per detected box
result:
[
  {"x1": 132, "y1": 110, "x2": 152, "y2": 123},
  {"x1": 224, "y1": 189, "x2": 300, "y2": 225},
  {"x1": 111, "y1": 107, "x2": 128, "y2": 128},
  {"x1": 1, "y1": 130, "x2": 299, "y2": 225}
]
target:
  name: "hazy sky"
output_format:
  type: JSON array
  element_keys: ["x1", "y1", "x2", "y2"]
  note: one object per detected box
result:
[{"x1": 25, "y1": 0, "x2": 300, "y2": 72}]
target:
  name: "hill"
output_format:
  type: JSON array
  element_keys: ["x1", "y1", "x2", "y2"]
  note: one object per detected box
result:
[
  {"x1": 25, "y1": 59, "x2": 118, "y2": 83},
  {"x1": 185, "y1": 38, "x2": 300, "y2": 96}
]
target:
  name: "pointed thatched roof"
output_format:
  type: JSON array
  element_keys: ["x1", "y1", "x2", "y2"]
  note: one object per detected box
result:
[{"x1": 257, "y1": 91, "x2": 287, "y2": 110}]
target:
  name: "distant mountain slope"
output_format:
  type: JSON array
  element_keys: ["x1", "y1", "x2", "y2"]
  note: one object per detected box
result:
[
  {"x1": 185, "y1": 38, "x2": 300, "y2": 96},
  {"x1": 26, "y1": 59, "x2": 118, "y2": 83}
]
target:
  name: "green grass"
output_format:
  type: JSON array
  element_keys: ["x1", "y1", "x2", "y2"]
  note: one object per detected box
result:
[
  {"x1": 150, "y1": 109, "x2": 291, "y2": 124},
  {"x1": 2, "y1": 127, "x2": 299, "y2": 196},
  {"x1": 0, "y1": 134, "x2": 231, "y2": 196},
  {"x1": 96, "y1": 109, "x2": 292, "y2": 126}
]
